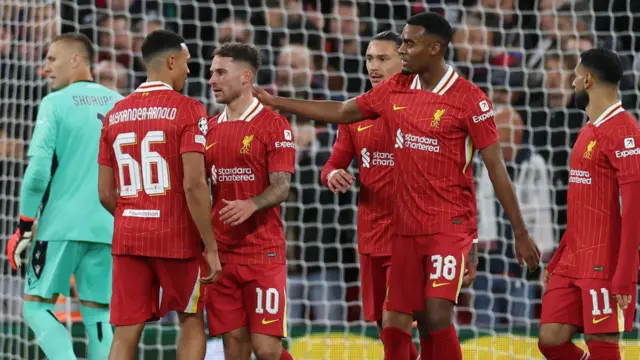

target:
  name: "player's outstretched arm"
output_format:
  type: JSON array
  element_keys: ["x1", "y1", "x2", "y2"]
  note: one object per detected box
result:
[
  {"x1": 98, "y1": 165, "x2": 117, "y2": 215},
  {"x1": 480, "y1": 142, "x2": 541, "y2": 270},
  {"x1": 253, "y1": 87, "x2": 367, "y2": 124}
]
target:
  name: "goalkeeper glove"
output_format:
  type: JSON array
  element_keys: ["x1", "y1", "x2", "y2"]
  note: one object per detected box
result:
[{"x1": 6, "y1": 216, "x2": 35, "y2": 270}]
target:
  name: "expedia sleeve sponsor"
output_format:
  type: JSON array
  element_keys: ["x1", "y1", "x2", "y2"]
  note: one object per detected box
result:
[
  {"x1": 275, "y1": 141, "x2": 296, "y2": 148},
  {"x1": 472, "y1": 109, "x2": 494, "y2": 123},
  {"x1": 615, "y1": 148, "x2": 640, "y2": 158},
  {"x1": 109, "y1": 107, "x2": 177, "y2": 126}
]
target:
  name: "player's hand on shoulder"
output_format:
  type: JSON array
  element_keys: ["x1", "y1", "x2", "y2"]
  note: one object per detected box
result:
[
  {"x1": 514, "y1": 231, "x2": 541, "y2": 271},
  {"x1": 253, "y1": 86, "x2": 275, "y2": 108},
  {"x1": 6, "y1": 217, "x2": 35, "y2": 270},
  {"x1": 219, "y1": 199, "x2": 258, "y2": 226},
  {"x1": 327, "y1": 169, "x2": 354, "y2": 194},
  {"x1": 201, "y1": 249, "x2": 222, "y2": 284}
]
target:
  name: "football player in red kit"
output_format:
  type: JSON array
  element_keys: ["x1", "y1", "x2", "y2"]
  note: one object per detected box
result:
[
  {"x1": 538, "y1": 49, "x2": 640, "y2": 360},
  {"x1": 320, "y1": 30, "x2": 420, "y2": 360},
  {"x1": 204, "y1": 42, "x2": 296, "y2": 360},
  {"x1": 254, "y1": 12, "x2": 540, "y2": 360},
  {"x1": 98, "y1": 30, "x2": 221, "y2": 359}
]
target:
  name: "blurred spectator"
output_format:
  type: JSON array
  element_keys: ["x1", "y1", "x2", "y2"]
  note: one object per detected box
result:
[
  {"x1": 325, "y1": 0, "x2": 370, "y2": 95},
  {"x1": 217, "y1": 17, "x2": 253, "y2": 46},
  {"x1": 474, "y1": 107, "x2": 552, "y2": 327},
  {"x1": 132, "y1": 18, "x2": 163, "y2": 54},
  {"x1": 94, "y1": 60, "x2": 129, "y2": 94}
]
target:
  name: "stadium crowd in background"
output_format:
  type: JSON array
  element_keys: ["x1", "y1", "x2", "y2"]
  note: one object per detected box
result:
[{"x1": 1, "y1": 0, "x2": 640, "y2": 343}]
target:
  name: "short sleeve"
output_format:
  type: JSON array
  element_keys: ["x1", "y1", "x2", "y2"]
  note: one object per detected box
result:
[
  {"x1": 179, "y1": 100, "x2": 208, "y2": 154},
  {"x1": 97, "y1": 115, "x2": 112, "y2": 167},
  {"x1": 27, "y1": 97, "x2": 58, "y2": 158},
  {"x1": 604, "y1": 131, "x2": 640, "y2": 185},
  {"x1": 463, "y1": 92, "x2": 499, "y2": 150},
  {"x1": 266, "y1": 115, "x2": 296, "y2": 174},
  {"x1": 355, "y1": 80, "x2": 391, "y2": 120}
]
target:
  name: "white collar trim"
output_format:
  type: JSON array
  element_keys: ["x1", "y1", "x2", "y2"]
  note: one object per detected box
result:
[
  {"x1": 218, "y1": 97, "x2": 264, "y2": 123},
  {"x1": 410, "y1": 65, "x2": 459, "y2": 95},
  {"x1": 593, "y1": 101, "x2": 624, "y2": 127},
  {"x1": 134, "y1": 81, "x2": 173, "y2": 92}
]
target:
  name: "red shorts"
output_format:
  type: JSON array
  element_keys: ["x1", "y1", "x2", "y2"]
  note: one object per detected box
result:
[
  {"x1": 110, "y1": 255, "x2": 204, "y2": 326},
  {"x1": 359, "y1": 254, "x2": 391, "y2": 322},
  {"x1": 540, "y1": 274, "x2": 636, "y2": 334},
  {"x1": 205, "y1": 263, "x2": 287, "y2": 338},
  {"x1": 386, "y1": 233, "x2": 473, "y2": 314}
]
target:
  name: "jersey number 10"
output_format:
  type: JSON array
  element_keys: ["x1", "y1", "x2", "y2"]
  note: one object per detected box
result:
[{"x1": 113, "y1": 131, "x2": 170, "y2": 197}]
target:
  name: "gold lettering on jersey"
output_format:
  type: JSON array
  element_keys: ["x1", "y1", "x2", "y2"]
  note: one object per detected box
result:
[
  {"x1": 430, "y1": 109, "x2": 445, "y2": 128},
  {"x1": 357, "y1": 125, "x2": 374, "y2": 132},
  {"x1": 393, "y1": 105, "x2": 406, "y2": 111},
  {"x1": 240, "y1": 135, "x2": 254, "y2": 154},
  {"x1": 584, "y1": 140, "x2": 597, "y2": 159}
]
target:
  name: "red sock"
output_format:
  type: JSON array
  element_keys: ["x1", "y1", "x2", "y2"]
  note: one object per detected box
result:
[
  {"x1": 420, "y1": 335, "x2": 432, "y2": 359},
  {"x1": 409, "y1": 339, "x2": 419, "y2": 360},
  {"x1": 427, "y1": 325, "x2": 461, "y2": 360},
  {"x1": 381, "y1": 327, "x2": 412, "y2": 360},
  {"x1": 538, "y1": 342, "x2": 587, "y2": 360},
  {"x1": 279, "y1": 348, "x2": 294, "y2": 360},
  {"x1": 587, "y1": 340, "x2": 621, "y2": 360}
]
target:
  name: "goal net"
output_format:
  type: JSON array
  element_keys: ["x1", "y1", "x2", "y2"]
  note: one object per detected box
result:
[{"x1": 1, "y1": 0, "x2": 639, "y2": 359}]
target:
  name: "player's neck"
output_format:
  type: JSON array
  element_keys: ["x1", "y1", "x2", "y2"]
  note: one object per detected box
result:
[
  {"x1": 225, "y1": 91, "x2": 255, "y2": 121},
  {"x1": 418, "y1": 61, "x2": 448, "y2": 92},
  {"x1": 586, "y1": 89, "x2": 620, "y2": 124},
  {"x1": 144, "y1": 73, "x2": 174, "y2": 89},
  {"x1": 69, "y1": 69, "x2": 93, "y2": 84}
]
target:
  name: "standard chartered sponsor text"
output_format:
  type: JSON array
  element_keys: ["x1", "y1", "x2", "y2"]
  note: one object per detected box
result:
[
  {"x1": 216, "y1": 167, "x2": 256, "y2": 182},
  {"x1": 109, "y1": 107, "x2": 177, "y2": 125},
  {"x1": 568, "y1": 169, "x2": 592, "y2": 184},
  {"x1": 404, "y1": 134, "x2": 440, "y2": 152},
  {"x1": 372, "y1": 152, "x2": 394, "y2": 166}
]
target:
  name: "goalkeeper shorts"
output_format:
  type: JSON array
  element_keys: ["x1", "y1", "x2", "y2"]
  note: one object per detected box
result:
[{"x1": 24, "y1": 240, "x2": 112, "y2": 304}]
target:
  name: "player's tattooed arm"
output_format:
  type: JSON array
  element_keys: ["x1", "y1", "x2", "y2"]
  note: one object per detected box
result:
[{"x1": 251, "y1": 172, "x2": 292, "y2": 210}]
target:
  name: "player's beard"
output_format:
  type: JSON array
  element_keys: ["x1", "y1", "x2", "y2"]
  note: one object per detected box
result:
[{"x1": 574, "y1": 89, "x2": 590, "y2": 111}]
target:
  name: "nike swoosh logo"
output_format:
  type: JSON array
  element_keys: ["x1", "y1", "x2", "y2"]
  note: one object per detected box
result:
[
  {"x1": 205, "y1": 142, "x2": 217, "y2": 150},
  {"x1": 357, "y1": 125, "x2": 374, "y2": 132},
  {"x1": 592, "y1": 316, "x2": 610, "y2": 324},
  {"x1": 262, "y1": 319, "x2": 279, "y2": 325},
  {"x1": 432, "y1": 281, "x2": 450, "y2": 288},
  {"x1": 393, "y1": 105, "x2": 406, "y2": 111}
]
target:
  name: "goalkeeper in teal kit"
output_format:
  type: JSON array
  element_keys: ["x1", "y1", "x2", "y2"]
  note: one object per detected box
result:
[{"x1": 5, "y1": 33, "x2": 122, "y2": 360}]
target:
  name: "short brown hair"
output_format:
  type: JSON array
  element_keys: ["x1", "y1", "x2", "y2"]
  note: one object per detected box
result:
[
  {"x1": 53, "y1": 33, "x2": 95, "y2": 63},
  {"x1": 213, "y1": 42, "x2": 261, "y2": 72}
]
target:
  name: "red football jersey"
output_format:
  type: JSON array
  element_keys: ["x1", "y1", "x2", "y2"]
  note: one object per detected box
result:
[
  {"x1": 321, "y1": 117, "x2": 395, "y2": 255},
  {"x1": 98, "y1": 81, "x2": 208, "y2": 259},
  {"x1": 205, "y1": 98, "x2": 296, "y2": 265},
  {"x1": 355, "y1": 66, "x2": 499, "y2": 235},
  {"x1": 552, "y1": 103, "x2": 640, "y2": 281}
]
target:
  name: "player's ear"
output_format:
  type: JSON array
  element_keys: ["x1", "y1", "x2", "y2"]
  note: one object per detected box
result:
[
  {"x1": 243, "y1": 69, "x2": 253, "y2": 85},
  {"x1": 167, "y1": 54, "x2": 176, "y2": 71}
]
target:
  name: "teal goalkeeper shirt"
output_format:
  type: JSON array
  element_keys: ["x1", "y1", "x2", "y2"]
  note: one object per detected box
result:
[{"x1": 21, "y1": 81, "x2": 123, "y2": 243}]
